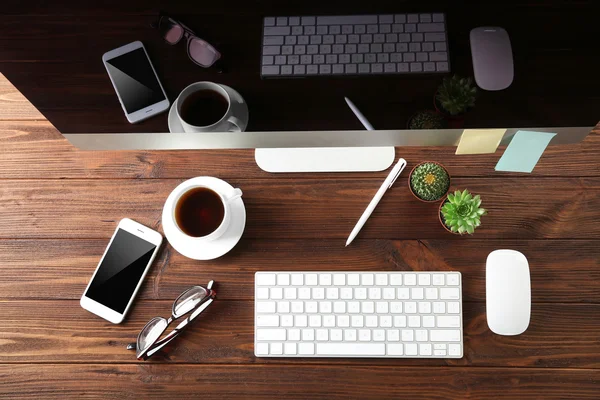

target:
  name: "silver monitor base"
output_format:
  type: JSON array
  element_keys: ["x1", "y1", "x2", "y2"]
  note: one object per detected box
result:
[{"x1": 255, "y1": 147, "x2": 395, "y2": 172}]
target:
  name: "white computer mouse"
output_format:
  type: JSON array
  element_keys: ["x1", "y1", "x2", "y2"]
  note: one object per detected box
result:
[
  {"x1": 486, "y1": 249, "x2": 530, "y2": 335},
  {"x1": 470, "y1": 27, "x2": 514, "y2": 91}
]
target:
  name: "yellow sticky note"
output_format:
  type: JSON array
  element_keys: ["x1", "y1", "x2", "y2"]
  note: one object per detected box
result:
[{"x1": 455, "y1": 129, "x2": 507, "y2": 155}]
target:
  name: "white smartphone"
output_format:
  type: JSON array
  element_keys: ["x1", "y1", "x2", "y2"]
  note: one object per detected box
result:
[
  {"x1": 102, "y1": 41, "x2": 170, "y2": 123},
  {"x1": 80, "y1": 218, "x2": 163, "y2": 324}
]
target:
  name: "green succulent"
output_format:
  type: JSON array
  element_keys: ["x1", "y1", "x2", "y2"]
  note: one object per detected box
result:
[
  {"x1": 410, "y1": 162, "x2": 450, "y2": 201},
  {"x1": 436, "y1": 75, "x2": 477, "y2": 116},
  {"x1": 409, "y1": 111, "x2": 446, "y2": 130},
  {"x1": 441, "y1": 189, "x2": 487, "y2": 234}
]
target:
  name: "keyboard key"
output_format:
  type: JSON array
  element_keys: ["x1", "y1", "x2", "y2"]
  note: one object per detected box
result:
[
  {"x1": 344, "y1": 329, "x2": 357, "y2": 341},
  {"x1": 387, "y1": 343, "x2": 403, "y2": 355},
  {"x1": 359, "y1": 329, "x2": 371, "y2": 341},
  {"x1": 291, "y1": 274, "x2": 303, "y2": 285},
  {"x1": 330, "y1": 25, "x2": 341, "y2": 35},
  {"x1": 397, "y1": 43, "x2": 408, "y2": 52},
  {"x1": 289, "y1": 17, "x2": 300, "y2": 25},
  {"x1": 405, "y1": 343, "x2": 418, "y2": 356},
  {"x1": 348, "y1": 301, "x2": 360, "y2": 313},
  {"x1": 380, "y1": 24, "x2": 391, "y2": 34},
  {"x1": 314, "y1": 54, "x2": 325, "y2": 64},
  {"x1": 306, "y1": 301, "x2": 318, "y2": 313},
  {"x1": 418, "y1": 274, "x2": 431, "y2": 286},
  {"x1": 449, "y1": 344, "x2": 461, "y2": 356},
  {"x1": 270, "y1": 342, "x2": 283, "y2": 355},
  {"x1": 387, "y1": 329, "x2": 400, "y2": 341},
  {"x1": 305, "y1": 26, "x2": 316, "y2": 35},
  {"x1": 256, "y1": 315, "x2": 279, "y2": 327},
  {"x1": 342, "y1": 25, "x2": 353, "y2": 34},
  {"x1": 312, "y1": 287, "x2": 325, "y2": 299},
  {"x1": 392, "y1": 24, "x2": 404, "y2": 33},
  {"x1": 433, "y1": 13, "x2": 444, "y2": 22},
  {"x1": 397, "y1": 288, "x2": 410, "y2": 299},
  {"x1": 422, "y1": 42, "x2": 434, "y2": 52},
  {"x1": 436, "y1": 62, "x2": 449, "y2": 72},
  {"x1": 257, "y1": 301, "x2": 276, "y2": 313},
  {"x1": 317, "y1": 343, "x2": 385, "y2": 356},
  {"x1": 355, "y1": 288, "x2": 367, "y2": 299},
  {"x1": 299, "y1": 288, "x2": 310, "y2": 299},
  {"x1": 298, "y1": 35, "x2": 309, "y2": 45},
  {"x1": 334, "y1": 301, "x2": 346, "y2": 313},
  {"x1": 296, "y1": 315, "x2": 308, "y2": 327},
  {"x1": 340, "y1": 287, "x2": 353, "y2": 299},
  {"x1": 383, "y1": 288, "x2": 395, "y2": 299},
  {"x1": 435, "y1": 42, "x2": 447, "y2": 51},
  {"x1": 345, "y1": 63, "x2": 357, "y2": 73},
  {"x1": 418, "y1": 23, "x2": 445, "y2": 32},
  {"x1": 366, "y1": 315, "x2": 378, "y2": 327},
  {"x1": 316, "y1": 329, "x2": 329, "y2": 341},
  {"x1": 358, "y1": 44, "x2": 369, "y2": 54},
  {"x1": 256, "y1": 287, "x2": 269, "y2": 299},
  {"x1": 384, "y1": 43, "x2": 395, "y2": 53},
  {"x1": 360, "y1": 34, "x2": 373, "y2": 43},
  {"x1": 362, "y1": 274, "x2": 374, "y2": 286},
  {"x1": 292, "y1": 26, "x2": 303, "y2": 35},
  {"x1": 420, "y1": 13, "x2": 432, "y2": 23},
  {"x1": 275, "y1": 55, "x2": 287, "y2": 64},
  {"x1": 432, "y1": 274, "x2": 445, "y2": 286},
  {"x1": 419, "y1": 343, "x2": 432, "y2": 356},
  {"x1": 405, "y1": 24, "x2": 416, "y2": 33},
  {"x1": 440, "y1": 288, "x2": 460, "y2": 299},
  {"x1": 330, "y1": 329, "x2": 343, "y2": 341},
  {"x1": 333, "y1": 274, "x2": 346, "y2": 285},
  {"x1": 362, "y1": 301, "x2": 374, "y2": 313},
  {"x1": 394, "y1": 15, "x2": 406, "y2": 23},
  {"x1": 271, "y1": 287, "x2": 283, "y2": 299},
  {"x1": 326, "y1": 287, "x2": 339, "y2": 299},
  {"x1": 264, "y1": 26, "x2": 291, "y2": 36},
  {"x1": 320, "y1": 301, "x2": 332, "y2": 313},
  {"x1": 351, "y1": 315, "x2": 364, "y2": 327},
  {"x1": 324, "y1": 315, "x2": 336, "y2": 327},
  {"x1": 302, "y1": 328, "x2": 315, "y2": 340},
  {"x1": 437, "y1": 316, "x2": 461, "y2": 328},
  {"x1": 425, "y1": 32, "x2": 446, "y2": 42},
  {"x1": 348, "y1": 274, "x2": 360, "y2": 285},
  {"x1": 380, "y1": 316, "x2": 392, "y2": 327},
  {"x1": 323, "y1": 35, "x2": 335, "y2": 44},
  {"x1": 418, "y1": 302, "x2": 431, "y2": 314},
  {"x1": 301, "y1": 16, "x2": 316, "y2": 25},
  {"x1": 277, "y1": 300, "x2": 290, "y2": 312},
  {"x1": 257, "y1": 273, "x2": 276, "y2": 286},
  {"x1": 411, "y1": 288, "x2": 424, "y2": 299},
  {"x1": 368, "y1": 287, "x2": 381, "y2": 299},
  {"x1": 448, "y1": 301, "x2": 460, "y2": 314},
  {"x1": 348, "y1": 34, "x2": 360, "y2": 43},
  {"x1": 423, "y1": 316, "x2": 435, "y2": 328},
  {"x1": 390, "y1": 302, "x2": 402, "y2": 313},
  {"x1": 335, "y1": 35, "x2": 347, "y2": 44},
  {"x1": 447, "y1": 273, "x2": 460, "y2": 285},
  {"x1": 264, "y1": 17, "x2": 275, "y2": 26},
  {"x1": 276, "y1": 17, "x2": 288, "y2": 26},
  {"x1": 401, "y1": 329, "x2": 414, "y2": 341},
  {"x1": 416, "y1": 53, "x2": 428, "y2": 62},
  {"x1": 288, "y1": 329, "x2": 300, "y2": 341},
  {"x1": 264, "y1": 36, "x2": 284, "y2": 45},
  {"x1": 333, "y1": 44, "x2": 344, "y2": 54},
  {"x1": 404, "y1": 274, "x2": 416, "y2": 285},
  {"x1": 373, "y1": 329, "x2": 385, "y2": 341},
  {"x1": 394, "y1": 316, "x2": 407, "y2": 327},
  {"x1": 306, "y1": 65, "x2": 319, "y2": 75},
  {"x1": 429, "y1": 52, "x2": 448, "y2": 61},
  {"x1": 299, "y1": 342, "x2": 315, "y2": 355},
  {"x1": 415, "y1": 329, "x2": 428, "y2": 342},
  {"x1": 284, "y1": 342, "x2": 297, "y2": 355},
  {"x1": 433, "y1": 302, "x2": 445, "y2": 314},
  {"x1": 430, "y1": 330, "x2": 461, "y2": 342},
  {"x1": 425, "y1": 288, "x2": 438, "y2": 299},
  {"x1": 310, "y1": 36, "x2": 322, "y2": 45},
  {"x1": 355, "y1": 25, "x2": 366, "y2": 34},
  {"x1": 407, "y1": 14, "x2": 419, "y2": 23},
  {"x1": 374, "y1": 34, "x2": 385, "y2": 43},
  {"x1": 376, "y1": 302, "x2": 389, "y2": 313},
  {"x1": 367, "y1": 24, "x2": 378, "y2": 33},
  {"x1": 294, "y1": 45, "x2": 306, "y2": 54},
  {"x1": 257, "y1": 329, "x2": 286, "y2": 341},
  {"x1": 288, "y1": 55, "x2": 300, "y2": 65},
  {"x1": 377, "y1": 53, "x2": 389, "y2": 62},
  {"x1": 409, "y1": 42, "x2": 421, "y2": 52},
  {"x1": 282, "y1": 315, "x2": 294, "y2": 327},
  {"x1": 291, "y1": 301, "x2": 303, "y2": 313},
  {"x1": 408, "y1": 315, "x2": 420, "y2": 327},
  {"x1": 405, "y1": 302, "x2": 417, "y2": 313},
  {"x1": 256, "y1": 342, "x2": 269, "y2": 355},
  {"x1": 293, "y1": 65, "x2": 306, "y2": 75},
  {"x1": 306, "y1": 274, "x2": 318, "y2": 285}
]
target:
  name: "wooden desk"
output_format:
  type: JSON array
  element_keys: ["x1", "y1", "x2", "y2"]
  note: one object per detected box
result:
[
  {"x1": 1, "y1": 74, "x2": 599, "y2": 398},
  {"x1": 1, "y1": 0, "x2": 600, "y2": 133}
]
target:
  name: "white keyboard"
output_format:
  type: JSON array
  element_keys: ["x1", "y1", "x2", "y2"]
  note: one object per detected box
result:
[
  {"x1": 261, "y1": 14, "x2": 450, "y2": 77},
  {"x1": 254, "y1": 271, "x2": 463, "y2": 358}
]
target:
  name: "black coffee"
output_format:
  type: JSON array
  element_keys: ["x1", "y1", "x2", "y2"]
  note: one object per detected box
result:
[
  {"x1": 175, "y1": 187, "x2": 225, "y2": 237},
  {"x1": 180, "y1": 90, "x2": 228, "y2": 127}
]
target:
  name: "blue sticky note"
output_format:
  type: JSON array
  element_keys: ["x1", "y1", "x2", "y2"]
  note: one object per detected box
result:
[{"x1": 495, "y1": 130, "x2": 556, "y2": 173}]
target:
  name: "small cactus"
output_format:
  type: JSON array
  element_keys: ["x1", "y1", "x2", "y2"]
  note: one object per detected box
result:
[
  {"x1": 436, "y1": 75, "x2": 477, "y2": 116},
  {"x1": 409, "y1": 110, "x2": 446, "y2": 129},
  {"x1": 441, "y1": 189, "x2": 487, "y2": 234},
  {"x1": 410, "y1": 162, "x2": 450, "y2": 201}
]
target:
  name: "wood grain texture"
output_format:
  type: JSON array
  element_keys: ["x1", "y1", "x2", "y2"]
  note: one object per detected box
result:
[
  {"x1": 0, "y1": 122, "x2": 599, "y2": 179},
  {"x1": 0, "y1": 239, "x2": 599, "y2": 303},
  {"x1": 1, "y1": 300, "x2": 599, "y2": 368},
  {"x1": 1, "y1": 178, "x2": 599, "y2": 240},
  {"x1": 0, "y1": 364, "x2": 599, "y2": 399},
  {"x1": 0, "y1": 73, "x2": 45, "y2": 120}
]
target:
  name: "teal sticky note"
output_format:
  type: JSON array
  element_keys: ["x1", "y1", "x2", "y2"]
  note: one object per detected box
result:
[{"x1": 495, "y1": 130, "x2": 556, "y2": 173}]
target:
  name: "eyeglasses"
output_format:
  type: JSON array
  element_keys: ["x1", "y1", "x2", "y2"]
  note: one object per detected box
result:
[
  {"x1": 151, "y1": 13, "x2": 223, "y2": 71},
  {"x1": 126, "y1": 281, "x2": 216, "y2": 360}
]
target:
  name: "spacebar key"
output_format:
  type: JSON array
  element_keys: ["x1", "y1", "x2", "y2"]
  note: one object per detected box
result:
[{"x1": 317, "y1": 343, "x2": 386, "y2": 356}]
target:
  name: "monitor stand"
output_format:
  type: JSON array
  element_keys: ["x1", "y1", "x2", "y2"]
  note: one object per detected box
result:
[{"x1": 255, "y1": 147, "x2": 395, "y2": 173}]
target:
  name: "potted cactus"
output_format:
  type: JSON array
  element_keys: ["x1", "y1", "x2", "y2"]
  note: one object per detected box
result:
[
  {"x1": 408, "y1": 161, "x2": 451, "y2": 202},
  {"x1": 407, "y1": 110, "x2": 447, "y2": 130},
  {"x1": 439, "y1": 189, "x2": 487, "y2": 234},
  {"x1": 434, "y1": 75, "x2": 477, "y2": 127}
]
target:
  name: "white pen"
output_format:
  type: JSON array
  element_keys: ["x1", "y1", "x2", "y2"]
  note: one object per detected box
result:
[
  {"x1": 344, "y1": 97, "x2": 375, "y2": 131},
  {"x1": 346, "y1": 158, "x2": 407, "y2": 246}
]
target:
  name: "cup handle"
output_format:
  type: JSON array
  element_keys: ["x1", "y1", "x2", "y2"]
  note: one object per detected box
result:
[
  {"x1": 224, "y1": 188, "x2": 243, "y2": 203},
  {"x1": 227, "y1": 116, "x2": 243, "y2": 132}
]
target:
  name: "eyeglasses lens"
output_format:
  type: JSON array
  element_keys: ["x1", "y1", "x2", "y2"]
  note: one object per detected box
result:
[
  {"x1": 188, "y1": 38, "x2": 221, "y2": 67},
  {"x1": 160, "y1": 17, "x2": 184, "y2": 44},
  {"x1": 137, "y1": 317, "x2": 168, "y2": 355},
  {"x1": 173, "y1": 286, "x2": 208, "y2": 318}
]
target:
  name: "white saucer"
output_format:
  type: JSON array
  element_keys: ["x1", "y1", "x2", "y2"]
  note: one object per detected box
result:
[
  {"x1": 162, "y1": 177, "x2": 246, "y2": 260},
  {"x1": 168, "y1": 96, "x2": 185, "y2": 133}
]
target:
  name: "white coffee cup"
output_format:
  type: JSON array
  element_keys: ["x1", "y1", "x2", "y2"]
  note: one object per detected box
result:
[
  {"x1": 176, "y1": 82, "x2": 248, "y2": 133},
  {"x1": 168, "y1": 178, "x2": 243, "y2": 243}
]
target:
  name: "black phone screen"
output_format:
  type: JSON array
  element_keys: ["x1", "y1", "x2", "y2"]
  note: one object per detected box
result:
[
  {"x1": 105, "y1": 47, "x2": 166, "y2": 113},
  {"x1": 85, "y1": 229, "x2": 157, "y2": 313}
]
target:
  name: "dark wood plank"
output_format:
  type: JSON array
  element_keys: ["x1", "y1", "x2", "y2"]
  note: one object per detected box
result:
[
  {"x1": 1, "y1": 178, "x2": 599, "y2": 239},
  {"x1": 1, "y1": 365, "x2": 598, "y2": 400},
  {"x1": 0, "y1": 121, "x2": 599, "y2": 179},
  {"x1": 1, "y1": 1, "x2": 600, "y2": 133},
  {"x1": 0, "y1": 300, "x2": 599, "y2": 368},
  {"x1": 1, "y1": 239, "x2": 599, "y2": 303}
]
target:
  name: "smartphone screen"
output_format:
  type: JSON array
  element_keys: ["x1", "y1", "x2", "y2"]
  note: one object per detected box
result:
[
  {"x1": 84, "y1": 229, "x2": 157, "y2": 313},
  {"x1": 104, "y1": 48, "x2": 166, "y2": 113}
]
